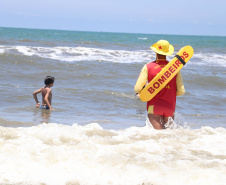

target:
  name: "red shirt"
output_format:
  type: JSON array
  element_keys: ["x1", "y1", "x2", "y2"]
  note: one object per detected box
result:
[{"x1": 146, "y1": 60, "x2": 177, "y2": 112}]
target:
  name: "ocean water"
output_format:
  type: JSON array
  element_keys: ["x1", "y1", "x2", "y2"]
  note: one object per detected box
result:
[{"x1": 0, "y1": 27, "x2": 225, "y2": 184}]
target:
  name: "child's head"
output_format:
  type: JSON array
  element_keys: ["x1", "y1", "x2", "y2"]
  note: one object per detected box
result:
[{"x1": 44, "y1": 76, "x2": 55, "y2": 86}]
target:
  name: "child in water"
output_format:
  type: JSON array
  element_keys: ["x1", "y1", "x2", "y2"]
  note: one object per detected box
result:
[{"x1": 33, "y1": 76, "x2": 55, "y2": 110}]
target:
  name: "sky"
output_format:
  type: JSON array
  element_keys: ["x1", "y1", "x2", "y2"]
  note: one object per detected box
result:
[{"x1": 0, "y1": 0, "x2": 225, "y2": 36}]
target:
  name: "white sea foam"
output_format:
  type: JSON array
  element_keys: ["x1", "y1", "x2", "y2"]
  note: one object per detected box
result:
[
  {"x1": 0, "y1": 45, "x2": 155, "y2": 63},
  {"x1": 1, "y1": 45, "x2": 226, "y2": 67},
  {"x1": 0, "y1": 123, "x2": 225, "y2": 185},
  {"x1": 0, "y1": 49, "x2": 5, "y2": 54},
  {"x1": 191, "y1": 52, "x2": 226, "y2": 67},
  {"x1": 138, "y1": 37, "x2": 147, "y2": 40},
  {"x1": 13, "y1": 45, "x2": 155, "y2": 63}
]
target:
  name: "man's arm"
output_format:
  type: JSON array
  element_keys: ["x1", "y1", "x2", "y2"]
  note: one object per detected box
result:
[
  {"x1": 134, "y1": 65, "x2": 148, "y2": 94},
  {"x1": 33, "y1": 88, "x2": 42, "y2": 107},
  {"x1": 176, "y1": 72, "x2": 185, "y2": 96}
]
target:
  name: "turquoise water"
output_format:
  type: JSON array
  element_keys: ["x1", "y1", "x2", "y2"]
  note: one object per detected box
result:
[{"x1": 1, "y1": 27, "x2": 226, "y2": 48}]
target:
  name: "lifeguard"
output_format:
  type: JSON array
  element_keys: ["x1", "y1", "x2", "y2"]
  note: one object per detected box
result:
[{"x1": 134, "y1": 40, "x2": 185, "y2": 129}]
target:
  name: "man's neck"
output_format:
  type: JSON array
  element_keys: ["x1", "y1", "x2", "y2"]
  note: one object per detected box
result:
[{"x1": 156, "y1": 53, "x2": 166, "y2": 60}]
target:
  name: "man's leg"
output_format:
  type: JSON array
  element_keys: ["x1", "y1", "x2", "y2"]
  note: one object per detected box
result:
[
  {"x1": 163, "y1": 115, "x2": 174, "y2": 124},
  {"x1": 148, "y1": 114, "x2": 164, "y2": 129}
]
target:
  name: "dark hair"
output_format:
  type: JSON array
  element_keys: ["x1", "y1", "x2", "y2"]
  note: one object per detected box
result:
[{"x1": 44, "y1": 76, "x2": 55, "y2": 85}]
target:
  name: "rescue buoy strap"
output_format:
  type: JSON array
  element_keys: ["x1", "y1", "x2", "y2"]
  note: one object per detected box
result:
[{"x1": 175, "y1": 55, "x2": 186, "y2": 65}]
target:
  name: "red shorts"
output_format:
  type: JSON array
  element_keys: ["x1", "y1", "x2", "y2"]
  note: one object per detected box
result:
[{"x1": 148, "y1": 104, "x2": 174, "y2": 117}]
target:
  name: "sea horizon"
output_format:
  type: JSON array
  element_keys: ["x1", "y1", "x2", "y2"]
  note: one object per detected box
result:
[{"x1": 1, "y1": 26, "x2": 226, "y2": 37}]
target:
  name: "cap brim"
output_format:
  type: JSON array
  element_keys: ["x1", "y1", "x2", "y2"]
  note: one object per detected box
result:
[{"x1": 150, "y1": 44, "x2": 174, "y2": 56}]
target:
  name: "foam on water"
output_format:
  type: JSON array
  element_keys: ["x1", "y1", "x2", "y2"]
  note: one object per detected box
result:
[
  {"x1": 1, "y1": 45, "x2": 225, "y2": 67},
  {"x1": 191, "y1": 52, "x2": 226, "y2": 67},
  {"x1": 0, "y1": 45, "x2": 154, "y2": 63},
  {"x1": 0, "y1": 48, "x2": 4, "y2": 54},
  {"x1": 0, "y1": 121, "x2": 225, "y2": 185},
  {"x1": 138, "y1": 37, "x2": 148, "y2": 40}
]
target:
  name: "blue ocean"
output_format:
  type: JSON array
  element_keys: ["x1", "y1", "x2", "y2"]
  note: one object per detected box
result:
[{"x1": 0, "y1": 27, "x2": 225, "y2": 185}]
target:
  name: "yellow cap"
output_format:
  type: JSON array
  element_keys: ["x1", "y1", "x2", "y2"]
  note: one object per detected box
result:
[{"x1": 150, "y1": 40, "x2": 174, "y2": 56}]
